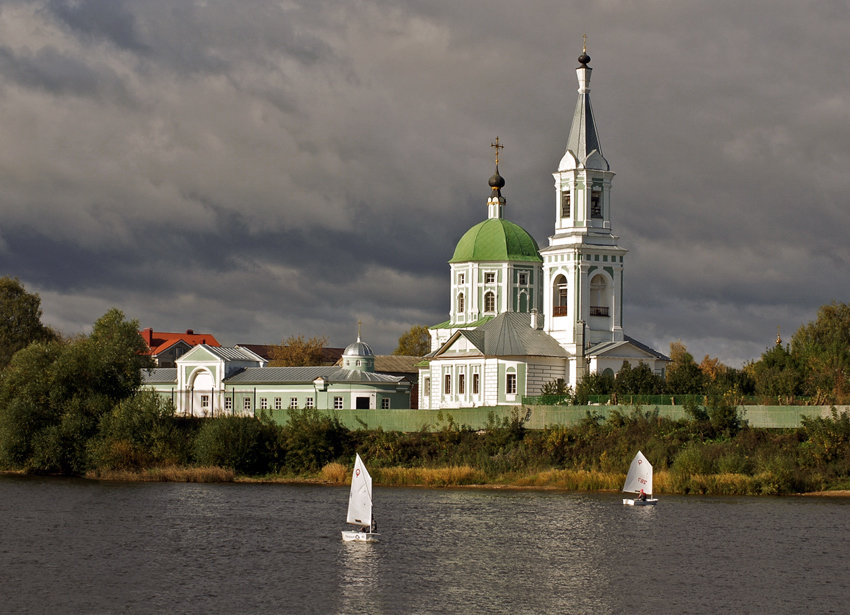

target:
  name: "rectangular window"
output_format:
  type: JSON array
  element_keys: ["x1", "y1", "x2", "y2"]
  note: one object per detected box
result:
[
  {"x1": 458, "y1": 273, "x2": 465, "y2": 284},
  {"x1": 200, "y1": 395, "x2": 209, "y2": 409},
  {"x1": 224, "y1": 397, "x2": 233, "y2": 411},
  {"x1": 306, "y1": 397, "x2": 314, "y2": 409},
  {"x1": 458, "y1": 373, "x2": 465, "y2": 395},
  {"x1": 289, "y1": 397, "x2": 298, "y2": 409},
  {"x1": 518, "y1": 272, "x2": 528, "y2": 285},
  {"x1": 506, "y1": 373, "x2": 517, "y2": 395},
  {"x1": 484, "y1": 272, "x2": 495, "y2": 284},
  {"x1": 259, "y1": 397, "x2": 268, "y2": 410},
  {"x1": 274, "y1": 397, "x2": 282, "y2": 410},
  {"x1": 381, "y1": 398, "x2": 390, "y2": 409},
  {"x1": 333, "y1": 396, "x2": 343, "y2": 409},
  {"x1": 424, "y1": 377, "x2": 430, "y2": 397},
  {"x1": 243, "y1": 398, "x2": 252, "y2": 412},
  {"x1": 444, "y1": 374, "x2": 451, "y2": 395},
  {"x1": 473, "y1": 373, "x2": 480, "y2": 395},
  {"x1": 561, "y1": 190, "x2": 571, "y2": 217}
]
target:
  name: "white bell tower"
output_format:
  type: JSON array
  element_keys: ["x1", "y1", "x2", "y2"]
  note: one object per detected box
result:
[{"x1": 540, "y1": 41, "x2": 627, "y2": 383}]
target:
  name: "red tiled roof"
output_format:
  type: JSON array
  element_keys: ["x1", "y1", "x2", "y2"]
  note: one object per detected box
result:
[{"x1": 139, "y1": 328, "x2": 221, "y2": 356}]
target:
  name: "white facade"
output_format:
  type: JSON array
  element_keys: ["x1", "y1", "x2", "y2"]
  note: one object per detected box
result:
[{"x1": 421, "y1": 48, "x2": 668, "y2": 410}]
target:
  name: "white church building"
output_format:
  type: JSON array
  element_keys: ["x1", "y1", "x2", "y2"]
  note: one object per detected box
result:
[{"x1": 419, "y1": 47, "x2": 668, "y2": 410}]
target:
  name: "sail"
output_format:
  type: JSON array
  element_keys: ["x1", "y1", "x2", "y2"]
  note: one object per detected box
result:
[
  {"x1": 346, "y1": 453, "x2": 373, "y2": 527},
  {"x1": 622, "y1": 450, "x2": 653, "y2": 495}
]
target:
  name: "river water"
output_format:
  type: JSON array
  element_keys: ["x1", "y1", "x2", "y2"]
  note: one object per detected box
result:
[{"x1": 0, "y1": 475, "x2": 847, "y2": 614}]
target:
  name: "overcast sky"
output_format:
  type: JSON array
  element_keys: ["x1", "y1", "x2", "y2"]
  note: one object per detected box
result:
[{"x1": 1, "y1": 0, "x2": 848, "y2": 366}]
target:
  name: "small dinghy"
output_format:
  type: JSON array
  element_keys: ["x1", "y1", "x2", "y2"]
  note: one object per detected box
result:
[
  {"x1": 622, "y1": 450, "x2": 658, "y2": 506},
  {"x1": 341, "y1": 453, "x2": 379, "y2": 542}
]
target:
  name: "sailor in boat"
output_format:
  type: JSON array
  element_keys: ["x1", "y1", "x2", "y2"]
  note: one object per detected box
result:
[
  {"x1": 638, "y1": 489, "x2": 647, "y2": 502},
  {"x1": 371, "y1": 518, "x2": 378, "y2": 533}
]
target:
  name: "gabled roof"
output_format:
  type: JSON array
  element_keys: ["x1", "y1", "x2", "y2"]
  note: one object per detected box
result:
[
  {"x1": 430, "y1": 316, "x2": 494, "y2": 330},
  {"x1": 588, "y1": 335, "x2": 670, "y2": 362},
  {"x1": 139, "y1": 328, "x2": 220, "y2": 356},
  {"x1": 179, "y1": 344, "x2": 265, "y2": 364},
  {"x1": 435, "y1": 312, "x2": 568, "y2": 359}
]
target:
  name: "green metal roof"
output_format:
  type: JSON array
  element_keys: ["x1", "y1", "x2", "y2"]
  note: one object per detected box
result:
[{"x1": 449, "y1": 219, "x2": 542, "y2": 263}]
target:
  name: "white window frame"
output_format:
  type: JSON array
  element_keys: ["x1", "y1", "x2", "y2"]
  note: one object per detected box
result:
[
  {"x1": 259, "y1": 397, "x2": 268, "y2": 410},
  {"x1": 243, "y1": 398, "x2": 252, "y2": 412},
  {"x1": 289, "y1": 397, "x2": 298, "y2": 409},
  {"x1": 274, "y1": 397, "x2": 282, "y2": 410},
  {"x1": 306, "y1": 397, "x2": 314, "y2": 409},
  {"x1": 333, "y1": 396, "x2": 343, "y2": 409},
  {"x1": 381, "y1": 398, "x2": 390, "y2": 409}
]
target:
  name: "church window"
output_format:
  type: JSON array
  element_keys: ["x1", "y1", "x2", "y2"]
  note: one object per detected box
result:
[
  {"x1": 224, "y1": 397, "x2": 232, "y2": 411},
  {"x1": 381, "y1": 398, "x2": 390, "y2": 409},
  {"x1": 553, "y1": 274, "x2": 568, "y2": 317},
  {"x1": 260, "y1": 397, "x2": 268, "y2": 410},
  {"x1": 289, "y1": 397, "x2": 298, "y2": 409},
  {"x1": 485, "y1": 272, "x2": 495, "y2": 284},
  {"x1": 518, "y1": 272, "x2": 528, "y2": 285},
  {"x1": 473, "y1": 373, "x2": 480, "y2": 395},
  {"x1": 591, "y1": 186, "x2": 602, "y2": 218},
  {"x1": 484, "y1": 291, "x2": 496, "y2": 313},
  {"x1": 561, "y1": 190, "x2": 571, "y2": 217},
  {"x1": 444, "y1": 374, "x2": 451, "y2": 395},
  {"x1": 458, "y1": 273, "x2": 465, "y2": 284},
  {"x1": 458, "y1": 293, "x2": 465, "y2": 314},
  {"x1": 333, "y1": 396, "x2": 343, "y2": 409},
  {"x1": 424, "y1": 377, "x2": 430, "y2": 397},
  {"x1": 590, "y1": 274, "x2": 610, "y2": 316},
  {"x1": 200, "y1": 395, "x2": 209, "y2": 409},
  {"x1": 458, "y1": 373, "x2": 465, "y2": 395},
  {"x1": 506, "y1": 372, "x2": 517, "y2": 395},
  {"x1": 274, "y1": 397, "x2": 282, "y2": 410},
  {"x1": 306, "y1": 397, "x2": 314, "y2": 409},
  {"x1": 243, "y1": 398, "x2": 252, "y2": 412}
]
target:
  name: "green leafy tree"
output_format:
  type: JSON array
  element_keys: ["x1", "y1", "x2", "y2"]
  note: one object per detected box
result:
[
  {"x1": 614, "y1": 361, "x2": 665, "y2": 395},
  {"x1": 394, "y1": 325, "x2": 431, "y2": 356},
  {"x1": 746, "y1": 343, "x2": 802, "y2": 402},
  {"x1": 269, "y1": 335, "x2": 328, "y2": 366},
  {"x1": 193, "y1": 416, "x2": 282, "y2": 475},
  {"x1": 791, "y1": 302, "x2": 850, "y2": 403},
  {"x1": 0, "y1": 276, "x2": 57, "y2": 370},
  {"x1": 0, "y1": 309, "x2": 151, "y2": 474},
  {"x1": 88, "y1": 390, "x2": 184, "y2": 471},
  {"x1": 665, "y1": 341, "x2": 705, "y2": 394},
  {"x1": 574, "y1": 371, "x2": 615, "y2": 404}
]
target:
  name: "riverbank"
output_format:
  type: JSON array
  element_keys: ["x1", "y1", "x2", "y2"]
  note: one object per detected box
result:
[{"x1": 67, "y1": 465, "x2": 850, "y2": 497}]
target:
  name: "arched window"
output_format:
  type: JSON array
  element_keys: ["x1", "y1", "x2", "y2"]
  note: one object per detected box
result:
[
  {"x1": 484, "y1": 291, "x2": 495, "y2": 313},
  {"x1": 457, "y1": 293, "x2": 465, "y2": 314},
  {"x1": 590, "y1": 274, "x2": 609, "y2": 316},
  {"x1": 553, "y1": 274, "x2": 568, "y2": 316}
]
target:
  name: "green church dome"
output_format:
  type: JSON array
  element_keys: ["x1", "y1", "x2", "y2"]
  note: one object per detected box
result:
[{"x1": 449, "y1": 218, "x2": 542, "y2": 263}]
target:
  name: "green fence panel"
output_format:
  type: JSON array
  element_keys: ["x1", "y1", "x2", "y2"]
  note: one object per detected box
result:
[{"x1": 262, "y1": 405, "x2": 848, "y2": 431}]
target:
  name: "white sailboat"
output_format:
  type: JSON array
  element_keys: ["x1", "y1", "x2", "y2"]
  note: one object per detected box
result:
[
  {"x1": 341, "y1": 453, "x2": 379, "y2": 542},
  {"x1": 622, "y1": 450, "x2": 658, "y2": 506}
]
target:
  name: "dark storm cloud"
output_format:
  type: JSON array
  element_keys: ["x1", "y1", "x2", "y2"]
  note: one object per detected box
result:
[
  {"x1": 44, "y1": 0, "x2": 148, "y2": 52},
  {"x1": 1, "y1": 0, "x2": 848, "y2": 359}
]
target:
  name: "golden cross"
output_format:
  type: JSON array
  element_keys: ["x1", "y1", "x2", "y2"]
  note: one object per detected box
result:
[
  {"x1": 582, "y1": 33, "x2": 588, "y2": 53},
  {"x1": 357, "y1": 320, "x2": 362, "y2": 341},
  {"x1": 490, "y1": 136, "x2": 504, "y2": 165}
]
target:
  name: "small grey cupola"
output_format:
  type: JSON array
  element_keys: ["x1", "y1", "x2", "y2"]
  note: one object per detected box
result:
[
  {"x1": 342, "y1": 322, "x2": 375, "y2": 372},
  {"x1": 559, "y1": 38, "x2": 610, "y2": 172},
  {"x1": 487, "y1": 136, "x2": 507, "y2": 219}
]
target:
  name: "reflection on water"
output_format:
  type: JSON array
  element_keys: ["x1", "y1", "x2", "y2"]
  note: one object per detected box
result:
[
  {"x1": 339, "y1": 540, "x2": 381, "y2": 614},
  {"x1": 0, "y1": 477, "x2": 848, "y2": 614}
]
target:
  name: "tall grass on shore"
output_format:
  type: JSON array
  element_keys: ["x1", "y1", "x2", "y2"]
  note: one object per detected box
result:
[{"x1": 87, "y1": 465, "x2": 235, "y2": 483}]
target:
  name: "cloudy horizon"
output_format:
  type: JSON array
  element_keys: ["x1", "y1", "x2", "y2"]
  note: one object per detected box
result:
[{"x1": 1, "y1": 0, "x2": 848, "y2": 367}]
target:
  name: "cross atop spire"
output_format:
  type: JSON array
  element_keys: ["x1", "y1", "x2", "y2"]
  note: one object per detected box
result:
[
  {"x1": 582, "y1": 33, "x2": 587, "y2": 54},
  {"x1": 490, "y1": 136, "x2": 503, "y2": 166},
  {"x1": 357, "y1": 320, "x2": 362, "y2": 342}
]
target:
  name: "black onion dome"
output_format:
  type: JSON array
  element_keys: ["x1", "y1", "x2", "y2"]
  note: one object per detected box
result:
[
  {"x1": 578, "y1": 52, "x2": 590, "y2": 66},
  {"x1": 488, "y1": 165, "x2": 505, "y2": 190}
]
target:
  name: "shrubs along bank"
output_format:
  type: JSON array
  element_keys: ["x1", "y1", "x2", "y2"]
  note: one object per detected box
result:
[{"x1": 4, "y1": 383, "x2": 850, "y2": 495}]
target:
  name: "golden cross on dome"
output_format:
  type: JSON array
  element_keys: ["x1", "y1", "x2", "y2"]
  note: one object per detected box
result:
[
  {"x1": 357, "y1": 320, "x2": 362, "y2": 341},
  {"x1": 582, "y1": 33, "x2": 588, "y2": 53},
  {"x1": 490, "y1": 136, "x2": 504, "y2": 165}
]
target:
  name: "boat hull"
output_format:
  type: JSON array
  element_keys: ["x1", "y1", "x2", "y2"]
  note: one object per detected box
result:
[
  {"x1": 623, "y1": 498, "x2": 658, "y2": 506},
  {"x1": 341, "y1": 530, "x2": 379, "y2": 542}
]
